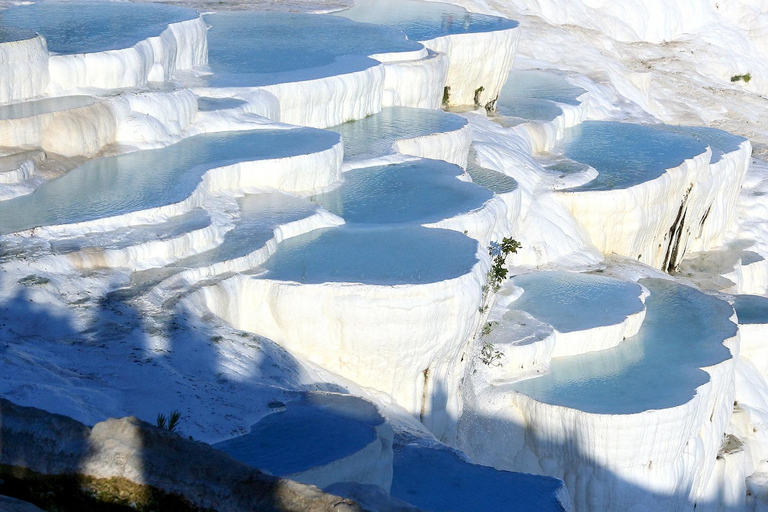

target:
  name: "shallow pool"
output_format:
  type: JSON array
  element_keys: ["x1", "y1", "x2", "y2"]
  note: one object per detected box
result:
[
  {"x1": 508, "y1": 272, "x2": 645, "y2": 333},
  {"x1": 495, "y1": 97, "x2": 563, "y2": 122},
  {"x1": 204, "y1": 12, "x2": 422, "y2": 87},
  {"x1": 655, "y1": 125, "x2": 746, "y2": 164},
  {"x1": 327, "y1": 106, "x2": 466, "y2": 160},
  {"x1": 499, "y1": 70, "x2": 585, "y2": 107},
  {"x1": 734, "y1": 294, "x2": 768, "y2": 325},
  {"x1": 0, "y1": 2, "x2": 197, "y2": 54},
  {"x1": 559, "y1": 122, "x2": 708, "y2": 192},
  {"x1": 312, "y1": 159, "x2": 491, "y2": 225},
  {"x1": 213, "y1": 393, "x2": 382, "y2": 476},
  {"x1": 509, "y1": 278, "x2": 735, "y2": 414},
  {"x1": 175, "y1": 193, "x2": 321, "y2": 268},
  {"x1": 0, "y1": 96, "x2": 96, "y2": 120},
  {"x1": 337, "y1": 0, "x2": 517, "y2": 41},
  {"x1": 259, "y1": 225, "x2": 479, "y2": 285},
  {"x1": 0, "y1": 128, "x2": 340, "y2": 235}
]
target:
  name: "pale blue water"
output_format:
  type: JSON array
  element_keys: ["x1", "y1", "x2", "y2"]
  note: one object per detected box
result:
[
  {"x1": 391, "y1": 445, "x2": 566, "y2": 512},
  {"x1": 337, "y1": 0, "x2": 518, "y2": 41},
  {"x1": 213, "y1": 393, "x2": 382, "y2": 476},
  {"x1": 510, "y1": 278, "x2": 735, "y2": 414},
  {"x1": 560, "y1": 122, "x2": 709, "y2": 192},
  {"x1": 175, "y1": 193, "x2": 319, "y2": 268},
  {"x1": 655, "y1": 125, "x2": 746, "y2": 164},
  {"x1": 327, "y1": 107, "x2": 466, "y2": 160},
  {"x1": 496, "y1": 97, "x2": 563, "y2": 122},
  {"x1": 499, "y1": 70, "x2": 585, "y2": 107},
  {"x1": 312, "y1": 159, "x2": 491, "y2": 225},
  {"x1": 509, "y1": 272, "x2": 645, "y2": 333},
  {"x1": 259, "y1": 225, "x2": 479, "y2": 285},
  {"x1": 0, "y1": 96, "x2": 96, "y2": 120},
  {"x1": 204, "y1": 12, "x2": 422, "y2": 87},
  {"x1": 734, "y1": 294, "x2": 768, "y2": 325},
  {"x1": 196, "y1": 97, "x2": 247, "y2": 112},
  {"x1": 466, "y1": 163, "x2": 518, "y2": 194},
  {"x1": 0, "y1": 2, "x2": 197, "y2": 54},
  {"x1": 0, "y1": 128, "x2": 340, "y2": 235}
]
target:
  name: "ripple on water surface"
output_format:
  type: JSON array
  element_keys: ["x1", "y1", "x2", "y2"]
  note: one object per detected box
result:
[
  {"x1": 259, "y1": 225, "x2": 479, "y2": 285},
  {"x1": 204, "y1": 11, "x2": 422, "y2": 87},
  {"x1": 0, "y1": 2, "x2": 198, "y2": 54},
  {"x1": 559, "y1": 122, "x2": 708, "y2": 192},
  {"x1": 509, "y1": 278, "x2": 736, "y2": 414}
]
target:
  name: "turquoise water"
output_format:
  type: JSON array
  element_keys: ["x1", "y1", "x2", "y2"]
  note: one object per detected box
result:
[
  {"x1": 466, "y1": 163, "x2": 518, "y2": 194},
  {"x1": 0, "y1": 96, "x2": 96, "y2": 120},
  {"x1": 337, "y1": 0, "x2": 517, "y2": 41},
  {"x1": 0, "y1": 2, "x2": 197, "y2": 54},
  {"x1": 327, "y1": 107, "x2": 466, "y2": 160},
  {"x1": 656, "y1": 125, "x2": 746, "y2": 164},
  {"x1": 497, "y1": 98, "x2": 563, "y2": 122},
  {"x1": 204, "y1": 12, "x2": 422, "y2": 87},
  {"x1": 509, "y1": 272, "x2": 645, "y2": 333},
  {"x1": 560, "y1": 122, "x2": 708, "y2": 192},
  {"x1": 0, "y1": 128, "x2": 340, "y2": 235},
  {"x1": 510, "y1": 279, "x2": 735, "y2": 414},
  {"x1": 312, "y1": 159, "x2": 491, "y2": 225},
  {"x1": 499, "y1": 70, "x2": 585, "y2": 107},
  {"x1": 392, "y1": 445, "x2": 565, "y2": 512},
  {"x1": 734, "y1": 294, "x2": 768, "y2": 325},
  {"x1": 259, "y1": 225, "x2": 479, "y2": 285},
  {"x1": 213, "y1": 393, "x2": 382, "y2": 476}
]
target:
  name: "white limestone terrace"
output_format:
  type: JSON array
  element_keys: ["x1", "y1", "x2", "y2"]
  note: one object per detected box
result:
[
  {"x1": 484, "y1": 271, "x2": 647, "y2": 378},
  {"x1": 191, "y1": 2, "x2": 520, "y2": 127},
  {"x1": 337, "y1": 0, "x2": 520, "y2": 108},
  {"x1": 553, "y1": 121, "x2": 751, "y2": 271},
  {"x1": 213, "y1": 392, "x2": 394, "y2": 491},
  {"x1": 0, "y1": 1, "x2": 207, "y2": 93},
  {"x1": 197, "y1": 224, "x2": 487, "y2": 438},
  {"x1": 0, "y1": 27, "x2": 48, "y2": 104},
  {"x1": 0, "y1": 82, "x2": 200, "y2": 161},
  {"x1": 459, "y1": 278, "x2": 739, "y2": 510},
  {"x1": 0, "y1": 126, "x2": 342, "y2": 237},
  {"x1": 193, "y1": 10, "x2": 428, "y2": 127}
]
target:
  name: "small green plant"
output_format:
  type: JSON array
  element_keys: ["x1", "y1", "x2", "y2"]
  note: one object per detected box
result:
[
  {"x1": 481, "y1": 321, "x2": 498, "y2": 336},
  {"x1": 156, "y1": 410, "x2": 181, "y2": 432},
  {"x1": 487, "y1": 237, "x2": 522, "y2": 293},
  {"x1": 731, "y1": 73, "x2": 752, "y2": 83},
  {"x1": 480, "y1": 341, "x2": 503, "y2": 366},
  {"x1": 442, "y1": 86, "x2": 451, "y2": 105}
]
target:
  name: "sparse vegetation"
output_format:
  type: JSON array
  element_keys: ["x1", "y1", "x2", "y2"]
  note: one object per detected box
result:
[
  {"x1": 730, "y1": 73, "x2": 752, "y2": 83},
  {"x1": 156, "y1": 410, "x2": 181, "y2": 432},
  {"x1": 487, "y1": 237, "x2": 522, "y2": 293},
  {"x1": 480, "y1": 341, "x2": 503, "y2": 366},
  {"x1": 481, "y1": 321, "x2": 498, "y2": 336},
  {"x1": 442, "y1": 86, "x2": 451, "y2": 105}
]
